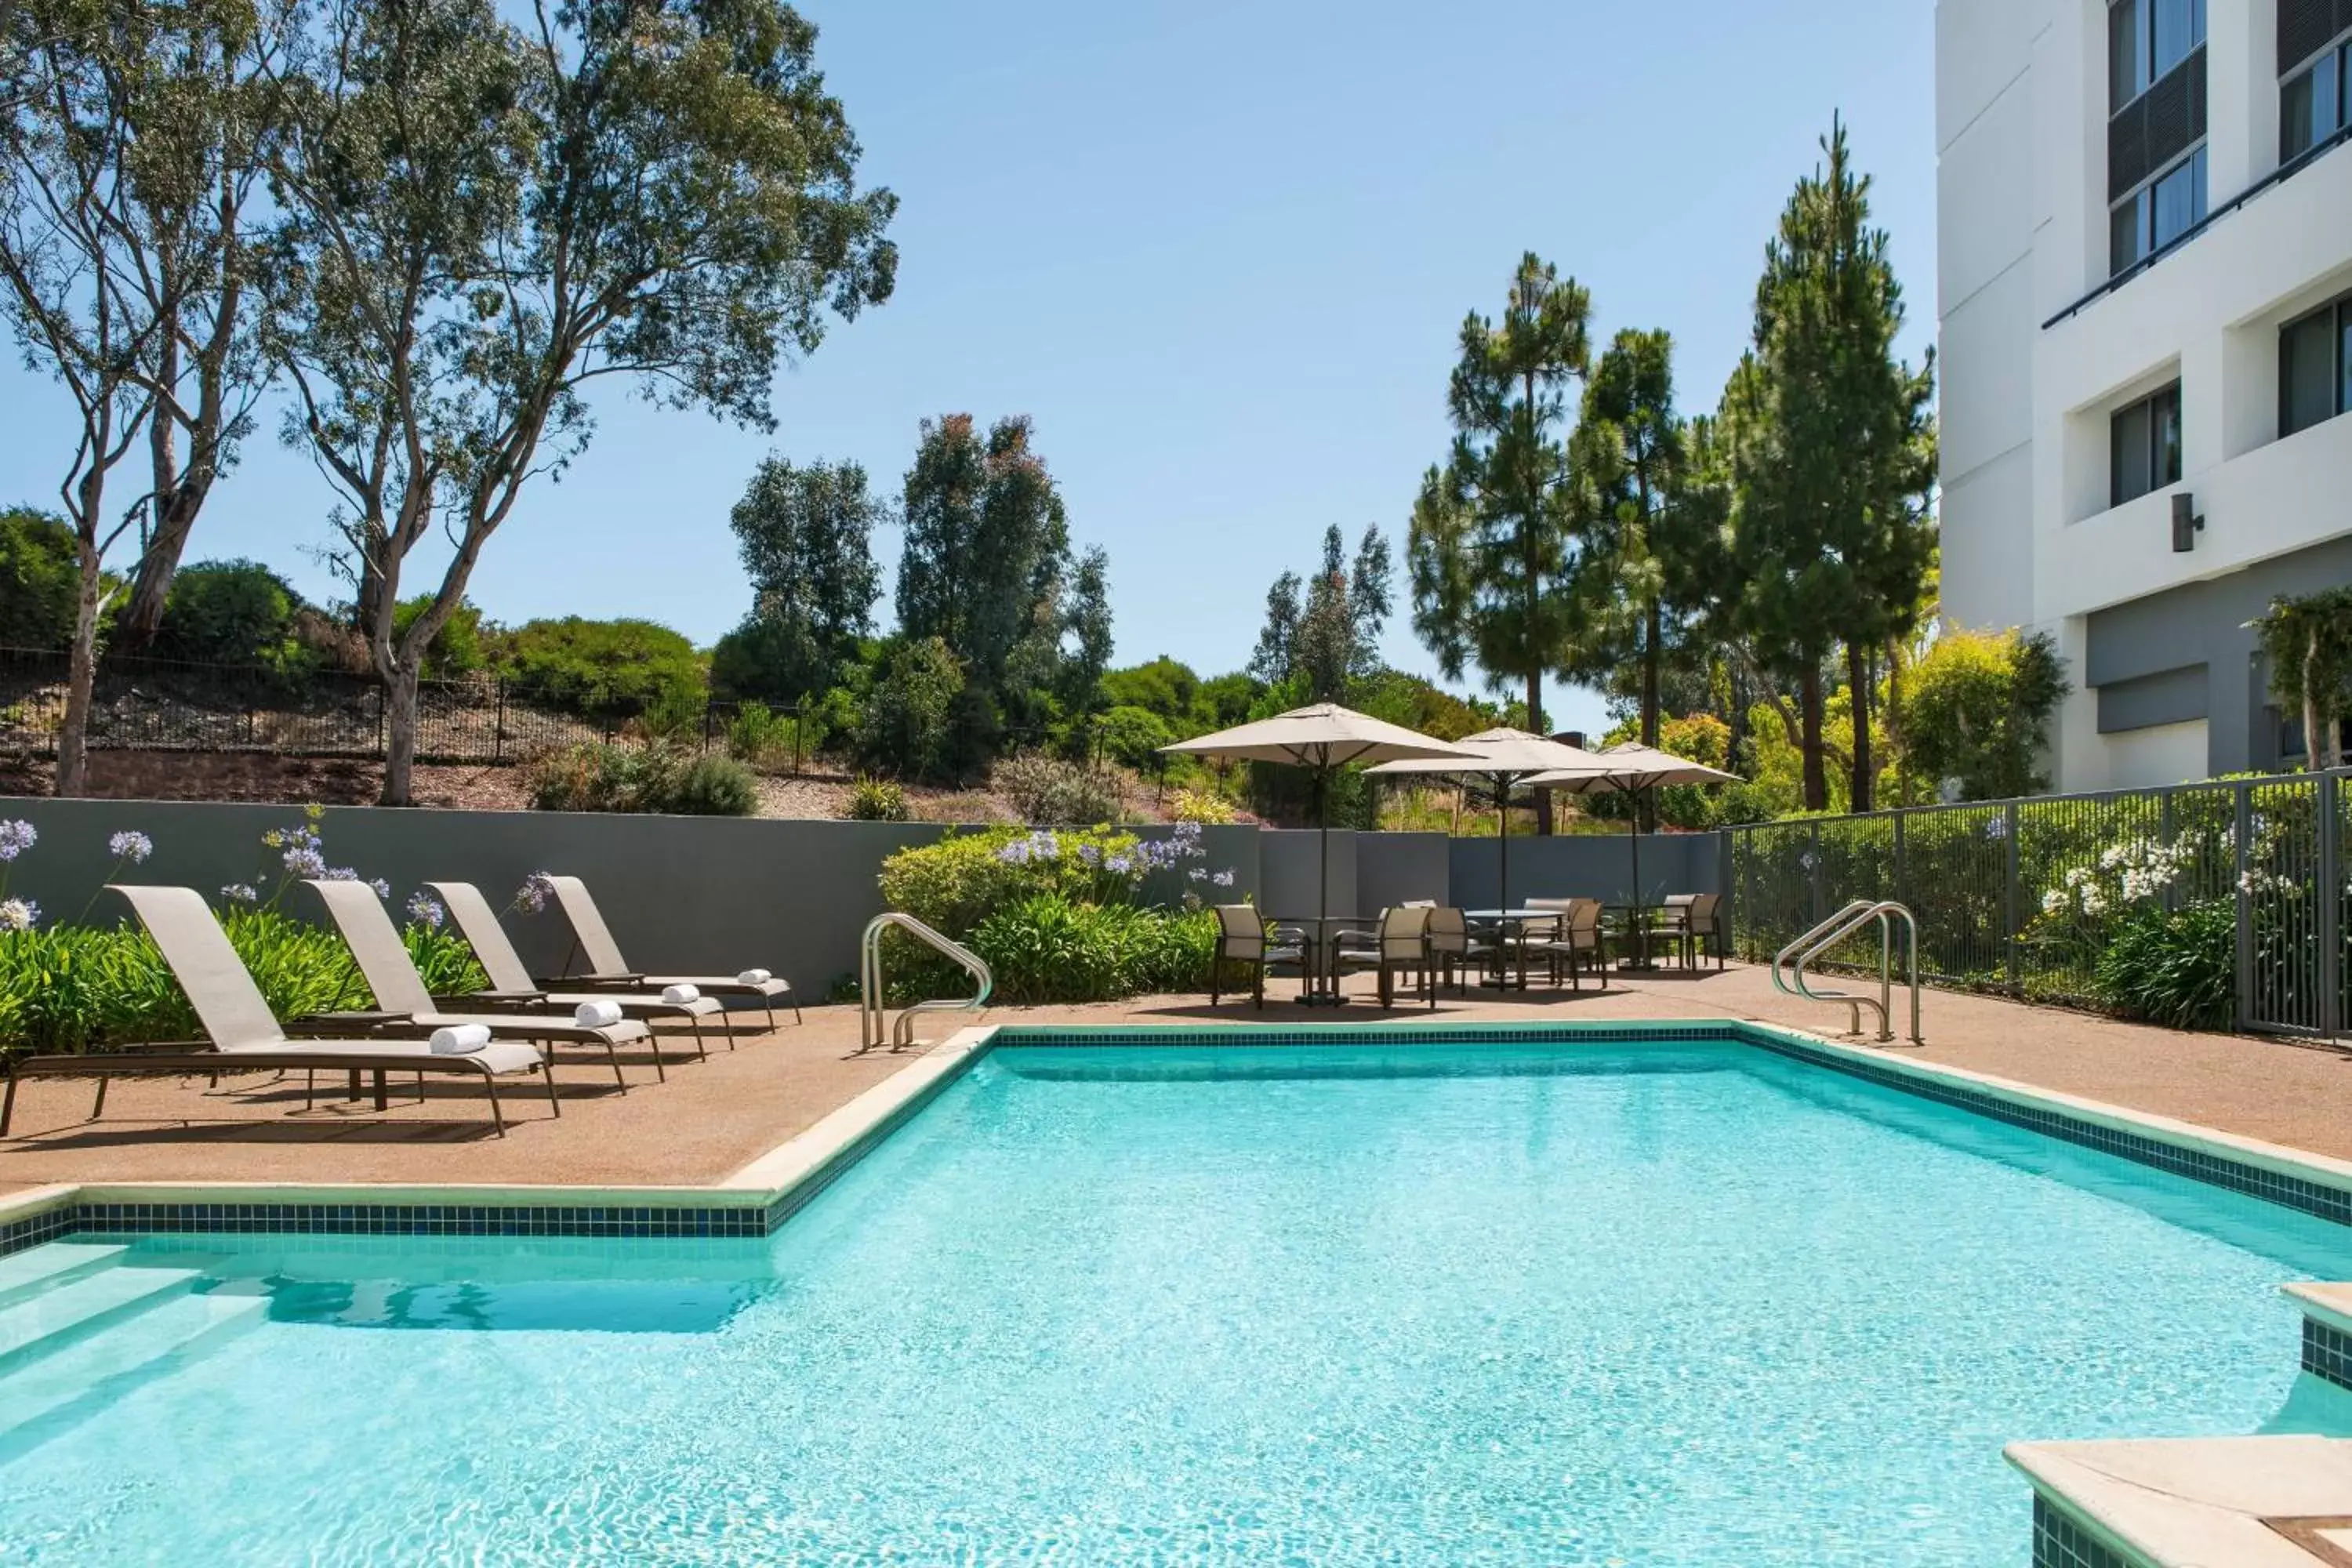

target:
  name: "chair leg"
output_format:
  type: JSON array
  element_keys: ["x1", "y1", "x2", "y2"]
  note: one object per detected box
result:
[
  {"x1": 90, "y1": 1076, "x2": 108, "y2": 1122},
  {"x1": 1, "y1": 1066, "x2": 16, "y2": 1136},
  {"x1": 543, "y1": 1065, "x2": 561, "y2": 1117}
]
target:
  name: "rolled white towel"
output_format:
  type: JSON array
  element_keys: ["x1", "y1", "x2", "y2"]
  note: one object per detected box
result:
[
  {"x1": 735, "y1": 968, "x2": 771, "y2": 985},
  {"x1": 572, "y1": 1000, "x2": 625, "y2": 1029},
  {"x1": 430, "y1": 1024, "x2": 492, "y2": 1054},
  {"x1": 660, "y1": 983, "x2": 702, "y2": 1005}
]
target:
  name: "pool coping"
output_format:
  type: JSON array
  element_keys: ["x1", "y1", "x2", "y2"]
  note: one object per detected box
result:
[{"x1": 9, "y1": 1015, "x2": 2352, "y2": 1250}]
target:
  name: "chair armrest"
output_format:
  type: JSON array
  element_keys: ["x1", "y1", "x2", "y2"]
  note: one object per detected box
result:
[
  {"x1": 285, "y1": 1011, "x2": 406, "y2": 1035},
  {"x1": 537, "y1": 972, "x2": 645, "y2": 989}
]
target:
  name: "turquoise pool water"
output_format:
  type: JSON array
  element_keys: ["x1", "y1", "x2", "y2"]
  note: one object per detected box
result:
[{"x1": 3, "y1": 1038, "x2": 2350, "y2": 1565}]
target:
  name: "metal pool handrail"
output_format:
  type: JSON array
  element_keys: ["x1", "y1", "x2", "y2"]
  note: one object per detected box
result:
[
  {"x1": 859, "y1": 913, "x2": 993, "y2": 1053},
  {"x1": 1772, "y1": 900, "x2": 1924, "y2": 1047}
]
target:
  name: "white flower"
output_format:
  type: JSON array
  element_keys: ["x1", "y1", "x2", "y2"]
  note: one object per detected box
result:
[
  {"x1": 2042, "y1": 890, "x2": 2068, "y2": 916},
  {"x1": 106, "y1": 829, "x2": 153, "y2": 865},
  {"x1": 0, "y1": 897, "x2": 37, "y2": 931},
  {"x1": 220, "y1": 884, "x2": 258, "y2": 904}
]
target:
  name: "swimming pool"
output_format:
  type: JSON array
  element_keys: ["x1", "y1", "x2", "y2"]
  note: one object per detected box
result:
[{"x1": 2, "y1": 1032, "x2": 2348, "y2": 1565}]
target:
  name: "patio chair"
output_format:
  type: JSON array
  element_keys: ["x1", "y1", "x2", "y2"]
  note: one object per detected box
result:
[
  {"x1": 1522, "y1": 898, "x2": 1606, "y2": 991},
  {"x1": 1333, "y1": 906, "x2": 1434, "y2": 1009},
  {"x1": 424, "y1": 881, "x2": 727, "y2": 1054},
  {"x1": 303, "y1": 880, "x2": 657, "y2": 1091},
  {"x1": 1209, "y1": 905, "x2": 1305, "y2": 1009},
  {"x1": 1661, "y1": 892, "x2": 1726, "y2": 969},
  {"x1": 542, "y1": 876, "x2": 798, "y2": 1028},
  {"x1": 1411, "y1": 904, "x2": 1483, "y2": 995},
  {"x1": 1, "y1": 886, "x2": 555, "y2": 1138}
]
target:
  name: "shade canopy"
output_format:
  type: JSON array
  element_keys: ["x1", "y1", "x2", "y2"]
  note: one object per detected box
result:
[
  {"x1": 1528, "y1": 741, "x2": 1742, "y2": 793},
  {"x1": 1160, "y1": 704, "x2": 1479, "y2": 771},
  {"x1": 1363, "y1": 727, "x2": 1608, "y2": 781}
]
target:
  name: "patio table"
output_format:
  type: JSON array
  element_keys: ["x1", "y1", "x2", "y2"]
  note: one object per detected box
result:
[
  {"x1": 1605, "y1": 903, "x2": 1679, "y2": 971},
  {"x1": 1269, "y1": 914, "x2": 1377, "y2": 1004},
  {"x1": 1461, "y1": 909, "x2": 1566, "y2": 990}
]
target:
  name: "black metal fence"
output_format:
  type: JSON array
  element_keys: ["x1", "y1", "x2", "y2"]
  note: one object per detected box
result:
[
  {"x1": 0, "y1": 644, "x2": 818, "y2": 769},
  {"x1": 1728, "y1": 771, "x2": 2350, "y2": 1039}
]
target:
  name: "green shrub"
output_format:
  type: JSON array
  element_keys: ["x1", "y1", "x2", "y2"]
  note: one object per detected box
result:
[
  {"x1": 394, "y1": 595, "x2": 491, "y2": 677},
  {"x1": 855, "y1": 636, "x2": 964, "y2": 782},
  {"x1": 157, "y1": 560, "x2": 301, "y2": 666},
  {"x1": 524, "y1": 742, "x2": 755, "y2": 815},
  {"x1": 969, "y1": 895, "x2": 1215, "y2": 1004},
  {"x1": 0, "y1": 909, "x2": 486, "y2": 1055},
  {"x1": 1169, "y1": 787, "x2": 1237, "y2": 825},
  {"x1": 0, "y1": 507, "x2": 78, "y2": 650},
  {"x1": 995, "y1": 750, "x2": 1123, "y2": 824},
  {"x1": 498, "y1": 617, "x2": 706, "y2": 720},
  {"x1": 1097, "y1": 705, "x2": 1172, "y2": 769},
  {"x1": 726, "y1": 700, "x2": 793, "y2": 767},
  {"x1": 847, "y1": 775, "x2": 909, "y2": 822},
  {"x1": 668, "y1": 754, "x2": 759, "y2": 816},
  {"x1": 2094, "y1": 899, "x2": 2235, "y2": 1030}
]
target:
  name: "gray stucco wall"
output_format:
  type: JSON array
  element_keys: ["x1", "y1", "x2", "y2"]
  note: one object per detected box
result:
[
  {"x1": 0, "y1": 795, "x2": 1722, "y2": 994},
  {"x1": 2086, "y1": 534, "x2": 2352, "y2": 772}
]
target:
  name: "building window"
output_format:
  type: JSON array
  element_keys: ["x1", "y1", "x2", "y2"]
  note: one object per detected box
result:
[
  {"x1": 2111, "y1": 382, "x2": 2183, "y2": 506},
  {"x1": 2281, "y1": 293, "x2": 2352, "y2": 438},
  {"x1": 2111, "y1": 147, "x2": 2207, "y2": 274},
  {"x1": 2281, "y1": 34, "x2": 2350, "y2": 162},
  {"x1": 2112, "y1": 0, "x2": 2206, "y2": 107}
]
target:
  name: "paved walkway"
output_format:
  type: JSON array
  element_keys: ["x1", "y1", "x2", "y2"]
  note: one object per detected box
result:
[{"x1": 2, "y1": 964, "x2": 2348, "y2": 1189}]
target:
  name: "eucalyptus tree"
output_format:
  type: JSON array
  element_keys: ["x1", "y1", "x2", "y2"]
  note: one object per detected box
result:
[
  {"x1": 716, "y1": 456, "x2": 884, "y2": 703},
  {"x1": 1407, "y1": 252, "x2": 1593, "y2": 829},
  {"x1": 1251, "y1": 523, "x2": 1392, "y2": 702},
  {"x1": 0, "y1": 0, "x2": 292, "y2": 791},
  {"x1": 1722, "y1": 119, "x2": 1936, "y2": 811},
  {"x1": 270, "y1": 0, "x2": 897, "y2": 804}
]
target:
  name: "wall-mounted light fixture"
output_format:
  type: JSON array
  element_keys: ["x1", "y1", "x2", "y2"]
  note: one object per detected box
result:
[{"x1": 2171, "y1": 492, "x2": 2205, "y2": 553}]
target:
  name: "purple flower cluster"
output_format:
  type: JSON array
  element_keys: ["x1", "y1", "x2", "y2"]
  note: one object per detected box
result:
[
  {"x1": 107, "y1": 829, "x2": 153, "y2": 865},
  {"x1": 514, "y1": 872, "x2": 559, "y2": 914},
  {"x1": 0, "y1": 820, "x2": 34, "y2": 862},
  {"x1": 407, "y1": 891, "x2": 447, "y2": 929},
  {"x1": 996, "y1": 830, "x2": 1062, "y2": 866},
  {"x1": 220, "y1": 884, "x2": 258, "y2": 904}
]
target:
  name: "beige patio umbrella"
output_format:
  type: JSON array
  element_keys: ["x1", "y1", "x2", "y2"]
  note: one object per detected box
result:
[
  {"x1": 1364, "y1": 728, "x2": 1608, "y2": 913},
  {"x1": 1162, "y1": 705, "x2": 1478, "y2": 983},
  {"x1": 1529, "y1": 741, "x2": 1742, "y2": 957}
]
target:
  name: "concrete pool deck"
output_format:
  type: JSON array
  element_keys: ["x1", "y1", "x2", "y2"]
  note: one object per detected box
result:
[{"x1": 2, "y1": 960, "x2": 2350, "y2": 1188}]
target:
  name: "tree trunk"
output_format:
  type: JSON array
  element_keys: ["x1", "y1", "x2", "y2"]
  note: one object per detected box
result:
[
  {"x1": 118, "y1": 490, "x2": 200, "y2": 645},
  {"x1": 1527, "y1": 670, "x2": 1554, "y2": 835},
  {"x1": 1847, "y1": 641, "x2": 1874, "y2": 813},
  {"x1": 379, "y1": 661, "x2": 421, "y2": 806},
  {"x1": 1799, "y1": 663, "x2": 1828, "y2": 812},
  {"x1": 2306, "y1": 629, "x2": 2329, "y2": 772},
  {"x1": 56, "y1": 547, "x2": 105, "y2": 797}
]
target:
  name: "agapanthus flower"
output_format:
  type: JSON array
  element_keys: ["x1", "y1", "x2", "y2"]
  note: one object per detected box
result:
[
  {"x1": 407, "y1": 891, "x2": 446, "y2": 929},
  {"x1": 368, "y1": 877, "x2": 393, "y2": 899},
  {"x1": 1211, "y1": 870, "x2": 1236, "y2": 887},
  {"x1": 282, "y1": 846, "x2": 328, "y2": 880},
  {"x1": 1983, "y1": 815, "x2": 2009, "y2": 841},
  {"x1": 0, "y1": 897, "x2": 38, "y2": 932},
  {"x1": 996, "y1": 839, "x2": 1033, "y2": 866},
  {"x1": 514, "y1": 872, "x2": 558, "y2": 914},
  {"x1": 220, "y1": 884, "x2": 258, "y2": 904},
  {"x1": 1105, "y1": 853, "x2": 1134, "y2": 876},
  {"x1": 1188, "y1": 868, "x2": 1209, "y2": 882},
  {"x1": 0, "y1": 819, "x2": 35, "y2": 862},
  {"x1": 1076, "y1": 842, "x2": 1102, "y2": 868},
  {"x1": 106, "y1": 829, "x2": 153, "y2": 865}
]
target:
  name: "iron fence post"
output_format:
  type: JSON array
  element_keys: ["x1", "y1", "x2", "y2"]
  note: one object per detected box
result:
[
  {"x1": 1808, "y1": 822, "x2": 1824, "y2": 927},
  {"x1": 1892, "y1": 810, "x2": 1907, "y2": 910},
  {"x1": 2003, "y1": 800, "x2": 2022, "y2": 992},
  {"x1": 2319, "y1": 771, "x2": 2343, "y2": 1039},
  {"x1": 493, "y1": 677, "x2": 506, "y2": 764},
  {"x1": 2159, "y1": 787, "x2": 2176, "y2": 913},
  {"x1": 2235, "y1": 782, "x2": 2255, "y2": 1033}
]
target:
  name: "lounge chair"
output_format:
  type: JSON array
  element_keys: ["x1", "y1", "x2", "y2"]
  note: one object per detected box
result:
[
  {"x1": 542, "y1": 876, "x2": 798, "y2": 1027},
  {"x1": 423, "y1": 880, "x2": 725, "y2": 1057},
  {"x1": 0, "y1": 886, "x2": 554, "y2": 1138},
  {"x1": 303, "y1": 880, "x2": 656, "y2": 1091}
]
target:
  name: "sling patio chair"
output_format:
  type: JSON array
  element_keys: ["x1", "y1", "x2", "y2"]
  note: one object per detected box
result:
[
  {"x1": 423, "y1": 881, "x2": 724, "y2": 1058},
  {"x1": 1209, "y1": 905, "x2": 1307, "y2": 1009},
  {"x1": 542, "y1": 876, "x2": 798, "y2": 1028},
  {"x1": 1404, "y1": 904, "x2": 1486, "y2": 996},
  {"x1": 1, "y1": 885, "x2": 555, "y2": 1138},
  {"x1": 304, "y1": 880, "x2": 657, "y2": 1091},
  {"x1": 1659, "y1": 893, "x2": 1726, "y2": 970},
  {"x1": 1332, "y1": 906, "x2": 1436, "y2": 1009},
  {"x1": 1520, "y1": 897, "x2": 1607, "y2": 991}
]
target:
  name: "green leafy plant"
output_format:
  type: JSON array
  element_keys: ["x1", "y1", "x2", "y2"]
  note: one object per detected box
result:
[
  {"x1": 521, "y1": 742, "x2": 755, "y2": 815},
  {"x1": 667, "y1": 754, "x2": 760, "y2": 816},
  {"x1": 2094, "y1": 900, "x2": 2234, "y2": 1031},
  {"x1": 1169, "y1": 787, "x2": 1238, "y2": 825},
  {"x1": 155, "y1": 559, "x2": 303, "y2": 666},
  {"x1": 846, "y1": 775, "x2": 909, "y2": 822},
  {"x1": 968, "y1": 895, "x2": 1215, "y2": 1004}
]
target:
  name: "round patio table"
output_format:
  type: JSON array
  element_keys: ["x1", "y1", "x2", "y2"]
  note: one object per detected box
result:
[
  {"x1": 1461, "y1": 909, "x2": 1565, "y2": 990},
  {"x1": 1605, "y1": 903, "x2": 1679, "y2": 971},
  {"x1": 1268, "y1": 914, "x2": 1377, "y2": 1004}
]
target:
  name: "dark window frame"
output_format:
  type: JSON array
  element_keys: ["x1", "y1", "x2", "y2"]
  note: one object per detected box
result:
[
  {"x1": 2111, "y1": 379, "x2": 2184, "y2": 508},
  {"x1": 2112, "y1": 0, "x2": 2208, "y2": 111},
  {"x1": 2110, "y1": 145, "x2": 2209, "y2": 275},
  {"x1": 2279, "y1": 291, "x2": 2352, "y2": 439},
  {"x1": 2281, "y1": 33, "x2": 2352, "y2": 162}
]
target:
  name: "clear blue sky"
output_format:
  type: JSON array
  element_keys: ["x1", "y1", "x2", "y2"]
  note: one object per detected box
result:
[{"x1": 0, "y1": 0, "x2": 1936, "y2": 737}]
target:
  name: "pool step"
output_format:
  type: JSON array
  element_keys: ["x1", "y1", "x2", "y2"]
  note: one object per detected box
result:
[
  {"x1": 0, "y1": 1263, "x2": 210, "y2": 1376},
  {"x1": 0, "y1": 1287, "x2": 267, "y2": 1456},
  {"x1": 0, "y1": 1241, "x2": 130, "y2": 1312}
]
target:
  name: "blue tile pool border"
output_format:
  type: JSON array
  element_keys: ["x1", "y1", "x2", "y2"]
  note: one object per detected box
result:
[
  {"x1": 2031, "y1": 1495, "x2": 2146, "y2": 1568},
  {"x1": 7, "y1": 1018, "x2": 2352, "y2": 1260}
]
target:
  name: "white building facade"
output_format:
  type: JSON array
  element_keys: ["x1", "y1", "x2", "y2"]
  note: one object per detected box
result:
[{"x1": 1937, "y1": 0, "x2": 2352, "y2": 791}]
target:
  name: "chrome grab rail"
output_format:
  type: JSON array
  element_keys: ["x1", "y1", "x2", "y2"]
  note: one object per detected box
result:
[
  {"x1": 1771, "y1": 900, "x2": 1923, "y2": 1046},
  {"x1": 859, "y1": 913, "x2": 993, "y2": 1053}
]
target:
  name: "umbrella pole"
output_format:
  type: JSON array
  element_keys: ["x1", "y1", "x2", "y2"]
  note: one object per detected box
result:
[
  {"x1": 1316, "y1": 764, "x2": 1333, "y2": 1004},
  {"x1": 1626, "y1": 783, "x2": 1648, "y2": 970},
  {"x1": 1497, "y1": 775, "x2": 1509, "y2": 914}
]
